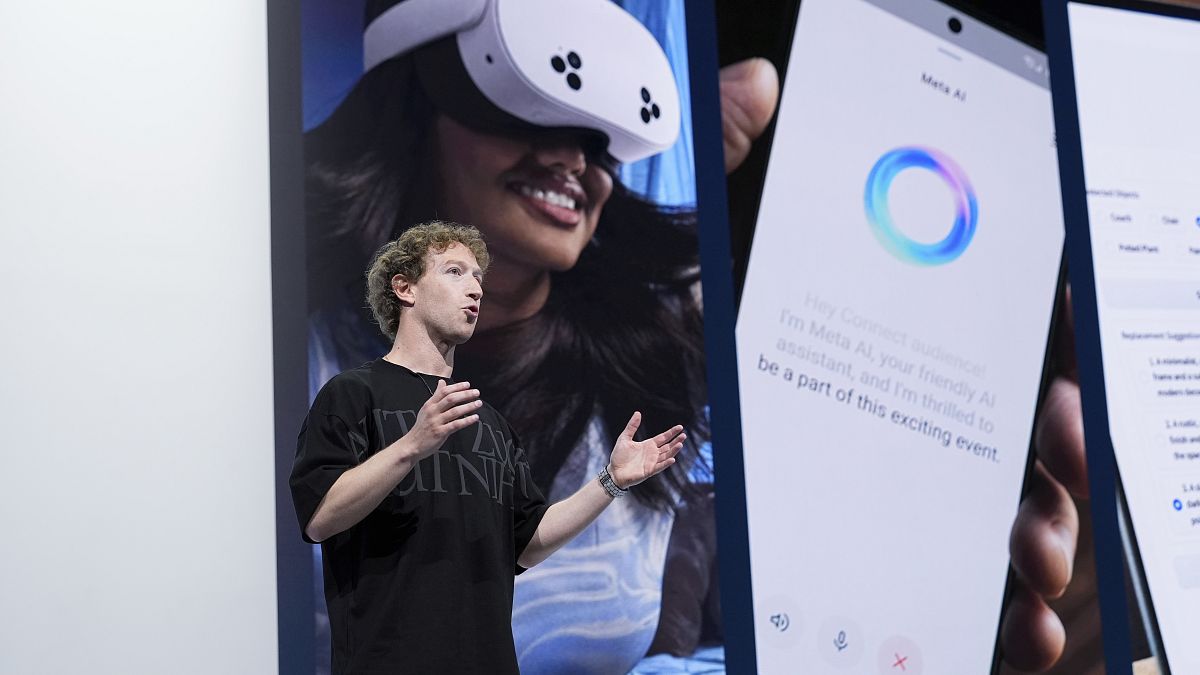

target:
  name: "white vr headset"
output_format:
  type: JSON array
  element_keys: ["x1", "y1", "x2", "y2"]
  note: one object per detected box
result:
[{"x1": 363, "y1": 0, "x2": 681, "y2": 164}]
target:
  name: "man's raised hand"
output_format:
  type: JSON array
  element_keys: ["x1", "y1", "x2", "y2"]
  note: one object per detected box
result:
[
  {"x1": 405, "y1": 380, "x2": 482, "y2": 461},
  {"x1": 607, "y1": 412, "x2": 686, "y2": 490}
]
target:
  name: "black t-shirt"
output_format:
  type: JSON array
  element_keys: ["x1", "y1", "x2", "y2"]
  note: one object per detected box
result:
[{"x1": 290, "y1": 358, "x2": 548, "y2": 674}]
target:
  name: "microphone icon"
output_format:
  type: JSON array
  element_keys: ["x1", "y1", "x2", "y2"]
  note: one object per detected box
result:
[{"x1": 833, "y1": 630, "x2": 849, "y2": 652}]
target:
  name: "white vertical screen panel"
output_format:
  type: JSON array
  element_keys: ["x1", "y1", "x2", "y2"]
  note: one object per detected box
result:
[{"x1": 0, "y1": 2, "x2": 277, "y2": 673}]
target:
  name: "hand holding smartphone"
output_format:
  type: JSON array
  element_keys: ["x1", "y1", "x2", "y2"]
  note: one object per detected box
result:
[{"x1": 733, "y1": 0, "x2": 1065, "y2": 671}]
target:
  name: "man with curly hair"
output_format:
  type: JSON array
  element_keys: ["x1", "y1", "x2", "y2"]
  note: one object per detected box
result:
[{"x1": 290, "y1": 220, "x2": 686, "y2": 674}]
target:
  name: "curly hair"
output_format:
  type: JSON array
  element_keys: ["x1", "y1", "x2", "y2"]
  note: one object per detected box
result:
[{"x1": 364, "y1": 220, "x2": 490, "y2": 340}]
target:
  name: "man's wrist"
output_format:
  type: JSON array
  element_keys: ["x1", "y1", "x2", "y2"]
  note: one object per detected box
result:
[
  {"x1": 598, "y1": 464, "x2": 630, "y2": 498},
  {"x1": 388, "y1": 435, "x2": 423, "y2": 468}
]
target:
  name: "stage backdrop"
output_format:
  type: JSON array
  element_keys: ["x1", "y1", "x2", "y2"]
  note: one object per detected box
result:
[{"x1": 274, "y1": 0, "x2": 737, "y2": 673}]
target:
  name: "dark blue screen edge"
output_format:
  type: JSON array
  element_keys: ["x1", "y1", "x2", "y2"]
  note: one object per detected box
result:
[
  {"x1": 268, "y1": 0, "x2": 317, "y2": 672},
  {"x1": 685, "y1": 2, "x2": 759, "y2": 673},
  {"x1": 1041, "y1": 2, "x2": 1133, "y2": 672},
  {"x1": 1039, "y1": 1, "x2": 1198, "y2": 673}
]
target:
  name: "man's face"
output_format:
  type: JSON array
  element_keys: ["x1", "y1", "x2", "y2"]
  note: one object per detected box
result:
[{"x1": 401, "y1": 242, "x2": 484, "y2": 345}]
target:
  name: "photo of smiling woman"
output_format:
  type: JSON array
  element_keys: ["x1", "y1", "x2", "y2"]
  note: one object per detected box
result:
[{"x1": 301, "y1": 1, "x2": 719, "y2": 672}]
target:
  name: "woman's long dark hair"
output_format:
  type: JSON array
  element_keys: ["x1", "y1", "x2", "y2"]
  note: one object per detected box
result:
[{"x1": 305, "y1": 53, "x2": 709, "y2": 510}]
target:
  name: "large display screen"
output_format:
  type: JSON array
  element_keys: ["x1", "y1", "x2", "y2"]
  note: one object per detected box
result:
[
  {"x1": 735, "y1": 0, "x2": 1063, "y2": 671},
  {"x1": 290, "y1": 1, "x2": 730, "y2": 673},
  {"x1": 1067, "y1": 3, "x2": 1200, "y2": 671}
]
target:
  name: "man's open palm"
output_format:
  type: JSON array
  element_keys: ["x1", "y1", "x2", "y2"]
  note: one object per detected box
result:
[{"x1": 608, "y1": 412, "x2": 686, "y2": 490}]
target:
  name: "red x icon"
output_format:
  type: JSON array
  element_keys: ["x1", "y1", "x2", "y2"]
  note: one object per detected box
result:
[{"x1": 877, "y1": 635, "x2": 921, "y2": 674}]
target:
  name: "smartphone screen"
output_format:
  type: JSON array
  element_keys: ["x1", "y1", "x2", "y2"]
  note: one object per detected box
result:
[
  {"x1": 1064, "y1": 3, "x2": 1200, "y2": 671},
  {"x1": 733, "y1": 0, "x2": 1063, "y2": 671}
]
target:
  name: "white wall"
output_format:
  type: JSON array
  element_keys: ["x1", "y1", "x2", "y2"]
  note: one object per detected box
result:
[{"x1": 0, "y1": 2, "x2": 278, "y2": 673}]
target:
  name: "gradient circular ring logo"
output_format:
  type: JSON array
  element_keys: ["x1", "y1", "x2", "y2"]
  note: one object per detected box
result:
[{"x1": 864, "y1": 147, "x2": 978, "y2": 265}]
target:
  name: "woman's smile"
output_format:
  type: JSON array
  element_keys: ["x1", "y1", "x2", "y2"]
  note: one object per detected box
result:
[
  {"x1": 506, "y1": 170, "x2": 590, "y2": 228},
  {"x1": 433, "y1": 114, "x2": 613, "y2": 276}
]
